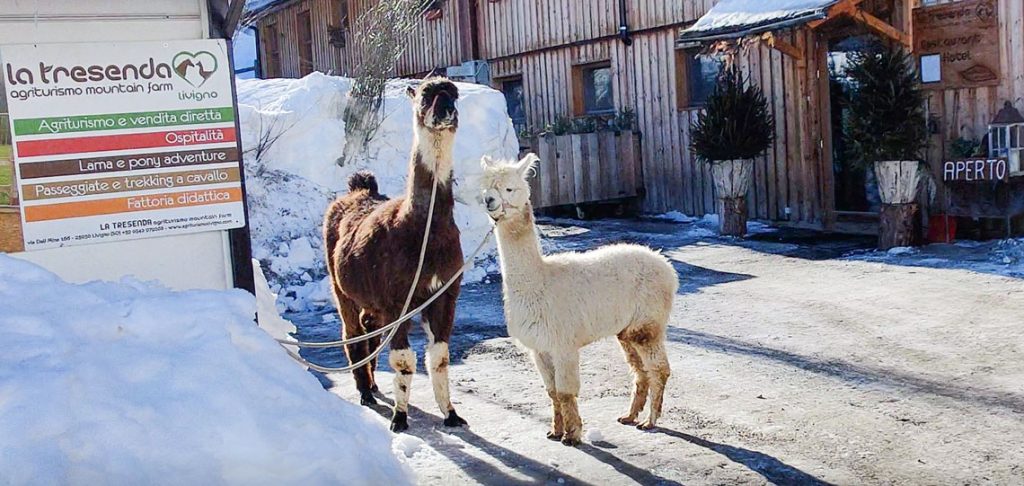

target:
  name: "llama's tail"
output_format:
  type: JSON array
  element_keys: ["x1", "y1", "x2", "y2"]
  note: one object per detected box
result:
[{"x1": 347, "y1": 171, "x2": 379, "y2": 196}]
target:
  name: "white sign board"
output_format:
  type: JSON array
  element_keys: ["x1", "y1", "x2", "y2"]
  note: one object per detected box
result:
[{"x1": 2, "y1": 39, "x2": 245, "y2": 251}]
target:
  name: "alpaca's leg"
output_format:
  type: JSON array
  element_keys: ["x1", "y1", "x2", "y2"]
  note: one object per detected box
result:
[
  {"x1": 531, "y1": 351, "x2": 563, "y2": 440},
  {"x1": 552, "y1": 351, "x2": 583, "y2": 446},
  {"x1": 423, "y1": 294, "x2": 467, "y2": 427},
  {"x1": 616, "y1": 337, "x2": 649, "y2": 425},
  {"x1": 339, "y1": 299, "x2": 375, "y2": 406},
  {"x1": 388, "y1": 321, "x2": 415, "y2": 432},
  {"x1": 637, "y1": 340, "x2": 671, "y2": 430}
]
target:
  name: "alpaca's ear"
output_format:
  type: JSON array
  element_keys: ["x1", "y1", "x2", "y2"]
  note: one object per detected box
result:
[
  {"x1": 406, "y1": 86, "x2": 416, "y2": 99},
  {"x1": 480, "y1": 155, "x2": 496, "y2": 170},
  {"x1": 517, "y1": 153, "x2": 540, "y2": 178}
]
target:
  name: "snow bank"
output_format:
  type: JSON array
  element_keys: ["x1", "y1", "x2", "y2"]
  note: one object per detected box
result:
[
  {"x1": 237, "y1": 73, "x2": 518, "y2": 311},
  {"x1": 0, "y1": 255, "x2": 412, "y2": 485}
]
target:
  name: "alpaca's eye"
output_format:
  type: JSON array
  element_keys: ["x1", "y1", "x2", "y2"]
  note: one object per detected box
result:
[{"x1": 506, "y1": 188, "x2": 513, "y2": 193}]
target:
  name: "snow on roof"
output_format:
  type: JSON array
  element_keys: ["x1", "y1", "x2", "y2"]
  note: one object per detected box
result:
[
  {"x1": 241, "y1": 0, "x2": 295, "y2": 26},
  {"x1": 680, "y1": 0, "x2": 841, "y2": 42}
]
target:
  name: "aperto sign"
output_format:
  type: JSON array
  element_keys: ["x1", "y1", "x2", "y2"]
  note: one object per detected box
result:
[
  {"x1": 943, "y1": 158, "x2": 1009, "y2": 182},
  {"x1": 1, "y1": 39, "x2": 246, "y2": 251}
]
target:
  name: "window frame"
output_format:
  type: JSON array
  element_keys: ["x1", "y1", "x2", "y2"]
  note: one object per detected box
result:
[
  {"x1": 496, "y1": 75, "x2": 527, "y2": 131},
  {"x1": 572, "y1": 61, "x2": 615, "y2": 116},
  {"x1": 263, "y1": 22, "x2": 281, "y2": 78},
  {"x1": 297, "y1": 9, "x2": 315, "y2": 76},
  {"x1": 675, "y1": 48, "x2": 722, "y2": 110}
]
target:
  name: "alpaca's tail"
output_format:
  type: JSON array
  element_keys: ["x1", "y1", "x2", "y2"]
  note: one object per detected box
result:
[{"x1": 347, "y1": 171, "x2": 379, "y2": 196}]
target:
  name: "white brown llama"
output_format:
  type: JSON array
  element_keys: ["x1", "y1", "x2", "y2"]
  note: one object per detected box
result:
[{"x1": 479, "y1": 154, "x2": 678, "y2": 446}]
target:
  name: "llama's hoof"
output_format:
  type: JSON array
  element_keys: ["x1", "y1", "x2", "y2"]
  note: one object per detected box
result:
[
  {"x1": 390, "y1": 411, "x2": 409, "y2": 432},
  {"x1": 561, "y1": 436, "x2": 581, "y2": 447},
  {"x1": 546, "y1": 431, "x2": 563, "y2": 441},
  {"x1": 370, "y1": 384, "x2": 380, "y2": 393},
  {"x1": 636, "y1": 421, "x2": 656, "y2": 431},
  {"x1": 443, "y1": 411, "x2": 468, "y2": 427},
  {"x1": 359, "y1": 391, "x2": 378, "y2": 407},
  {"x1": 617, "y1": 416, "x2": 637, "y2": 425}
]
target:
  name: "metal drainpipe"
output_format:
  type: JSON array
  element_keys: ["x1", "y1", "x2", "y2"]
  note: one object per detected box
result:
[{"x1": 618, "y1": 0, "x2": 632, "y2": 45}]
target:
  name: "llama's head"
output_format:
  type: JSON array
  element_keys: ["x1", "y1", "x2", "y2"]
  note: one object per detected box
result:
[
  {"x1": 407, "y1": 77, "x2": 460, "y2": 132},
  {"x1": 479, "y1": 153, "x2": 539, "y2": 221}
]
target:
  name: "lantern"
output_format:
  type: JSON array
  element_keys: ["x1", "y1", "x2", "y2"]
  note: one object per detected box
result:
[{"x1": 988, "y1": 101, "x2": 1024, "y2": 174}]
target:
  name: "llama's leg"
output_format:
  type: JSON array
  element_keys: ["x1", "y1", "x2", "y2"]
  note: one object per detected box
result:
[
  {"x1": 637, "y1": 339, "x2": 671, "y2": 430},
  {"x1": 616, "y1": 336, "x2": 649, "y2": 425},
  {"x1": 388, "y1": 321, "x2": 416, "y2": 432},
  {"x1": 423, "y1": 293, "x2": 467, "y2": 427},
  {"x1": 338, "y1": 299, "x2": 375, "y2": 406},
  {"x1": 552, "y1": 351, "x2": 583, "y2": 446},
  {"x1": 531, "y1": 351, "x2": 563, "y2": 440},
  {"x1": 366, "y1": 332, "x2": 382, "y2": 393}
]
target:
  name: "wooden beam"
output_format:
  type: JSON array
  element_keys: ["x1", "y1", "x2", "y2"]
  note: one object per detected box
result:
[
  {"x1": 761, "y1": 32, "x2": 804, "y2": 60},
  {"x1": 807, "y1": 0, "x2": 863, "y2": 29},
  {"x1": 852, "y1": 9, "x2": 911, "y2": 46}
]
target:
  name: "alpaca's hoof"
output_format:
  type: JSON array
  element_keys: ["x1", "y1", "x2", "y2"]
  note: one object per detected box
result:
[
  {"x1": 636, "y1": 421, "x2": 656, "y2": 431},
  {"x1": 617, "y1": 416, "x2": 637, "y2": 425},
  {"x1": 360, "y1": 391, "x2": 378, "y2": 407},
  {"x1": 443, "y1": 411, "x2": 468, "y2": 427},
  {"x1": 561, "y1": 436, "x2": 581, "y2": 447},
  {"x1": 546, "y1": 431, "x2": 563, "y2": 441},
  {"x1": 390, "y1": 411, "x2": 409, "y2": 432}
]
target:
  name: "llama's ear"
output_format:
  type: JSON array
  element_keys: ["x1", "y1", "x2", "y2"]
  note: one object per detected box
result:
[
  {"x1": 406, "y1": 86, "x2": 416, "y2": 99},
  {"x1": 517, "y1": 153, "x2": 540, "y2": 178},
  {"x1": 480, "y1": 155, "x2": 496, "y2": 170}
]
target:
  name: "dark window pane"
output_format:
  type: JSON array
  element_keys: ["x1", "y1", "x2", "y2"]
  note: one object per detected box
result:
[
  {"x1": 688, "y1": 54, "x2": 722, "y2": 106},
  {"x1": 501, "y1": 79, "x2": 526, "y2": 130},
  {"x1": 583, "y1": 66, "x2": 613, "y2": 114}
]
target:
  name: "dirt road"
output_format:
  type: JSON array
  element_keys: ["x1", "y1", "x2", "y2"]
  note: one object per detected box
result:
[{"x1": 311, "y1": 219, "x2": 1024, "y2": 485}]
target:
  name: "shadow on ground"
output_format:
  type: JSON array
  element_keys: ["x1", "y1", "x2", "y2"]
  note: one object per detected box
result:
[
  {"x1": 655, "y1": 427, "x2": 834, "y2": 485},
  {"x1": 667, "y1": 327, "x2": 1024, "y2": 414}
]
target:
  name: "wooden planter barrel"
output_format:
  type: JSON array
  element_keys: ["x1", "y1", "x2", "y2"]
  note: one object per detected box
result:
[
  {"x1": 874, "y1": 160, "x2": 922, "y2": 250},
  {"x1": 710, "y1": 159, "x2": 753, "y2": 237}
]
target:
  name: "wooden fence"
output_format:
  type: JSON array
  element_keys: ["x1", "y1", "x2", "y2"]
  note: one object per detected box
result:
[{"x1": 527, "y1": 130, "x2": 643, "y2": 209}]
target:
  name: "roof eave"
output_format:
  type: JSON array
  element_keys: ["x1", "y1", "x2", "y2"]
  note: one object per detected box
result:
[{"x1": 678, "y1": 11, "x2": 829, "y2": 43}]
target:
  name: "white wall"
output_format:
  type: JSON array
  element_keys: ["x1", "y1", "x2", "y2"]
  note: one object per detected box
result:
[{"x1": 1, "y1": 0, "x2": 241, "y2": 291}]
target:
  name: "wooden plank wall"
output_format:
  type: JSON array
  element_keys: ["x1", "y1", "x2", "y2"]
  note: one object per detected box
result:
[
  {"x1": 258, "y1": 0, "x2": 465, "y2": 78},
  {"x1": 487, "y1": 0, "x2": 828, "y2": 223},
  {"x1": 922, "y1": 0, "x2": 1024, "y2": 204},
  {"x1": 528, "y1": 131, "x2": 642, "y2": 208}
]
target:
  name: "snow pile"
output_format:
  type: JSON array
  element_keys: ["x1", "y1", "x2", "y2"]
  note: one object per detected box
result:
[
  {"x1": 652, "y1": 212, "x2": 776, "y2": 238},
  {"x1": 237, "y1": 73, "x2": 519, "y2": 311},
  {"x1": 0, "y1": 255, "x2": 412, "y2": 485}
]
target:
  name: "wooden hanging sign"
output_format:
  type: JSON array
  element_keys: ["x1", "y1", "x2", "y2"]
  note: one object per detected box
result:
[{"x1": 913, "y1": 0, "x2": 1000, "y2": 90}]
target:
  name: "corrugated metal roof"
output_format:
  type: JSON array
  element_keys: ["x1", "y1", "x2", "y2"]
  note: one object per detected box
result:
[{"x1": 679, "y1": 0, "x2": 840, "y2": 42}]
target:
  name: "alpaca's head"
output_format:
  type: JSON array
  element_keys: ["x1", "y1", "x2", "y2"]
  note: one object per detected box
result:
[
  {"x1": 479, "y1": 153, "x2": 538, "y2": 221},
  {"x1": 407, "y1": 77, "x2": 459, "y2": 132}
]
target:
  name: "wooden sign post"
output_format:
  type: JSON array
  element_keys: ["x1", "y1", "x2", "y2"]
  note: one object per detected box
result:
[{"x1": 913, "y1": 0, "x2": 1000, "y2": 90}]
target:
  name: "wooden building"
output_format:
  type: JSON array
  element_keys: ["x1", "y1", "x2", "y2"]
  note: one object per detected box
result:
[{"x1": 248, "y1": 0, "x2": 1024, "y2": 232}]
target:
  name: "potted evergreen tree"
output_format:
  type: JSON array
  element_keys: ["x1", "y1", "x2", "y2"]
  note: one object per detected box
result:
[
  {"x1": 691, "y1": 65, "x2": 775, "y2": 236},
  {"x1": 843, "y1": 44, "x2": 927, "y2": 250}
]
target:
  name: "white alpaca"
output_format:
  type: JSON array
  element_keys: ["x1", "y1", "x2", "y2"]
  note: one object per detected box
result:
[{"x1": 479, "y1": 153, "x2": 678, "y2": 446}]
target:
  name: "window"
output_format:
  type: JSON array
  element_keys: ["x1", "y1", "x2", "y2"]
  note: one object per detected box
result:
[
  {"x1": 676, "y1": 49, "x2": 723, "y2": 109},
  {"x1": 497, "y1": 77, "x2": 526, "y2": 133},
  {"x1": 328, "y1": 0, "x2": 349, "y2": 47},
  {"x1": 573, "y1": 62, "x2": 614, "y2": 115},
  {"x1": 297, "y1": 10, "x2": 315, "y2": 76},
  {"x1": 263, "y1": 23, "x2": 281, "y2": 78}
]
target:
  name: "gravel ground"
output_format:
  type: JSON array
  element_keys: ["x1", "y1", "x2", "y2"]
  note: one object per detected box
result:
[{"x1": 292, "y1": 218, "x2": 1024, "y2": 485}]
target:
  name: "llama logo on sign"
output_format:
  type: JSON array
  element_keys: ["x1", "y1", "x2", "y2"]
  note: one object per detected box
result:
[{"x1": 172, "y1": 51, "x2": 218, "y2": 88}]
